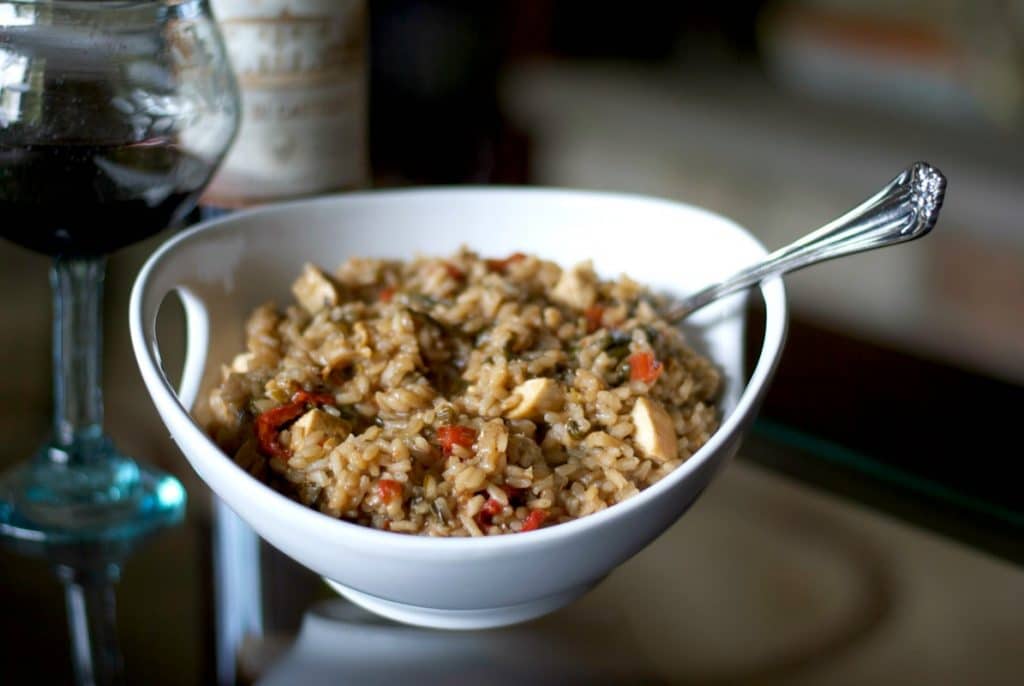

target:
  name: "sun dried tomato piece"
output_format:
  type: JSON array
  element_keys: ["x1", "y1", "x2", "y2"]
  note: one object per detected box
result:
[
  {"x1": 584, "y1": 305, "x2": 604, "y2": 333},
  {"x1": 628, "y1": 351, "x2": 663, "y2": 384},
  {"x1": 520, "y1": 509, "x2": 548, "y2": 532},
  {"x1": 437, "y1": 425, "x2": 477, "y2": 456},
  {"x1": 473, "y1": 497, "x2": 505, "y2": 529},
  {"x1": 376, "y1": 479, "x2": 403, "y2": 504}
]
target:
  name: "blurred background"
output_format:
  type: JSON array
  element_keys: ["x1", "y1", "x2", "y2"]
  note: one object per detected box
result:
[
  {"x1": 2, "y1": 0, "x2": 1022, "y2": 683},
  {"x1": 373, "y1": 0, "x2": 1024, "y2": 383}
]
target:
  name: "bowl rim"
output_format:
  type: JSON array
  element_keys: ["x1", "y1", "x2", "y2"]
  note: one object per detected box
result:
[{"x1": 129, "y1": 186, "x2": 788, "y2": 554}]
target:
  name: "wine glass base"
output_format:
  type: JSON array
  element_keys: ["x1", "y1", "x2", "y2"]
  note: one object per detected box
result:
[{"x1": 0, "y1": 436, "x2": 186, "y2": 556}]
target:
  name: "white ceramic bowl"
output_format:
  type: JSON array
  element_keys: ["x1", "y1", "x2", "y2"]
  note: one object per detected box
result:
[{"x1": 129, "y1": 188, "x2": 787, "y2": 629}]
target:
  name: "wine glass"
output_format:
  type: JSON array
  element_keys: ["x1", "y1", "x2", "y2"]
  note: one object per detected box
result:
[{"x1": 0, "y1": 1, "x2": 239, "y2": 683}]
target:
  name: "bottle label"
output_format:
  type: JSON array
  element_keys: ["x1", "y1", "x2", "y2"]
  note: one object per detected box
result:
[{"x1": 204, "y1": 0, "x2": 367, "y2": 207}]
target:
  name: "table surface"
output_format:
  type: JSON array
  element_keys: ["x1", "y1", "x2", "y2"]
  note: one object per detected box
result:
[{"x1": 0, "y1": 232, "x2": 1021, "y2": 685}]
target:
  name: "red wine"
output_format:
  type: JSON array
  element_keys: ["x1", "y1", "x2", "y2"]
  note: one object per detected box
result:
[{"x1": 0, "y1": 140, "x2": 215, "y2": 257}]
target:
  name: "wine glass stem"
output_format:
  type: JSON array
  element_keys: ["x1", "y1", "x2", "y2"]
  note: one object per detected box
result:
[
  {"x1": 51, "y1": 257, "x2": 106, "y2": 454},
  {"x1": 57, "y1": 563, "x2": 126, "y2": 686}
]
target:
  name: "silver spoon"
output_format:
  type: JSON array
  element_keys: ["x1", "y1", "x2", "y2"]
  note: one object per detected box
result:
[{"x1": 666, "y1": 162, "x2": 947, "y2": 321}]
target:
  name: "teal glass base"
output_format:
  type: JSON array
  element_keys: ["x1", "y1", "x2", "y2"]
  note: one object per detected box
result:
[{"x1": 0, "y1": 432, "x2": 186, "y2": 552}]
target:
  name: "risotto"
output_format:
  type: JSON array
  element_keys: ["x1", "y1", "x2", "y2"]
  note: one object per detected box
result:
[{"x1": 200, "y1": 249, "x2": 720, "y2": 536}]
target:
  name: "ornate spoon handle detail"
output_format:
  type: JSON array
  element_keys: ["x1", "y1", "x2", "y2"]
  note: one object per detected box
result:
[{"x1": 667, "y1": 162, "x2": 947, "y2": 322}]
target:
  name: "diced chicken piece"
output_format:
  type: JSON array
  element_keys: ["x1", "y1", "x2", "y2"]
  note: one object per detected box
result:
[
  {"x1": 630, "y1": 397, "x2": 677, "y2": 462},
  {"x1": 287, "y1": 408, "x2": 350, "y2": 454},
  {"x1": 507, "y1": 378, "x2": 563, "y2": 420},
  {"x1": 230, "y1": 352, "x2": 255, "y2": 373},
  {"x1": 335, "y1": 256, "x2": 388, "y2": 287},
  {"x1": 551, "y1": 263, "x2": 598, "y2": 310},
  {"x1": 292, "y1": 263, "x2": 339, "y2": 314}
]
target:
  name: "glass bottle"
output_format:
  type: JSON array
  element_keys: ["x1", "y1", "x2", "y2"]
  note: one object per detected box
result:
[{"x1": 204, "y1": 0, "x2": 368, "y2": 210}]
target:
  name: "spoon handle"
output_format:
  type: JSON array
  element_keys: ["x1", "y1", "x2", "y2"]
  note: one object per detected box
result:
[{"x1": 668, "y1": 162, "x2": 946, "y2": 321}]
